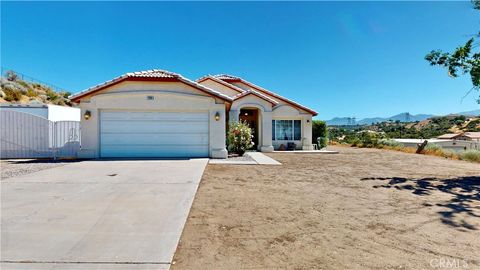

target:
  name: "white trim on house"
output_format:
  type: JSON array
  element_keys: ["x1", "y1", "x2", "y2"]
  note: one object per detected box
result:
[{"x1": 74, "y1": 69, "x2": 317, "y2": 158}]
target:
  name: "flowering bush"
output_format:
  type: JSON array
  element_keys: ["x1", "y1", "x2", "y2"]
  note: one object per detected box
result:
[{"x1": 227, "y1": 121, "x2": 254, "y2": 156}]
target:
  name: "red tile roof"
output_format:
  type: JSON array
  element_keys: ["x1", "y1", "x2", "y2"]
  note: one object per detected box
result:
[
  {"x1": 70, "y1": 69, "x2": 233, "y2": 102},
  {"x1": 196, "y1": 75, "x2": 245, "y2": 93},
  {"x1": 196, "y1": 75, "x2": 279, "y2": 105},
  {"x1": 213, "y1": 74, "x2": 318, "y2": 116},
  {"x1": 211, "y1": 74, "x2": 242, "y2": 81},
  {"x1": 232, "y1": 89, "x2": 279, "y2": 105}
]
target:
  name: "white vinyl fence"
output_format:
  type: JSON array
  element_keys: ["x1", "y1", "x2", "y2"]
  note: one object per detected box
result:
[{"x1": 1, "y1": 110, "x2": 80, "y2": 159}]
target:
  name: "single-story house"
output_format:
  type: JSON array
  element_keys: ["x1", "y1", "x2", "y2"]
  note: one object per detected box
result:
[
  {"x1": 70, "y1": 69, "x2": 317, "y2": 159},
  {"x1": 437, "y1": 132, "x2": 480, "y2": 142},
  {"x1": 462, "y1": 132, "x2": 480, "y2": 141},
  {"x1": 436, "y1": 133, "x2": 462, "y2": 140},
  {"x1": 393, "y1": 138, "x2": 480, "y2": 152},
  {"x1": 0, "y1": 103, "x2": 80, "y2": 121}
]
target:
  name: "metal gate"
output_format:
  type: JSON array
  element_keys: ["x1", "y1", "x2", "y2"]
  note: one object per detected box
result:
[{"x1": 1, "y1": 110, "x2": 80, "y2": 159}]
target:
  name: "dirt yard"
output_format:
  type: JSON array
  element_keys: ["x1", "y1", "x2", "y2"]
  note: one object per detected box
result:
[{"x1": 172, "y1": 147, "x2": 479, "y2": 270}]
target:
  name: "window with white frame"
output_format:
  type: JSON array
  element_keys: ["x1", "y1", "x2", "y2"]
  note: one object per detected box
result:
[{"x1": 272, "y1": 120, "x2": 301, "y2": 140}]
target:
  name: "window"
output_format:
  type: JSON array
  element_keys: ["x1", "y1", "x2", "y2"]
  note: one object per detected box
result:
[
  {"x1": 294, "y1": 120, "x2": 301, "y2": 140},
  {"x1": 272, "y1": 120, "x2": 302, "y2": 141}
]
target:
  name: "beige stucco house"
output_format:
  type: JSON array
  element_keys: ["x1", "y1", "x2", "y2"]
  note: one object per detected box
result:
[{"x1": 70, "y1": 70, "x2": 317, "y2": 159}]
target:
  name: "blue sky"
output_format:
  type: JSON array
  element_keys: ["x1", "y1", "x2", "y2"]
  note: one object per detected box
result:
[{"x1": 2, "y1": 1, "x2": 479, "y2": 120}]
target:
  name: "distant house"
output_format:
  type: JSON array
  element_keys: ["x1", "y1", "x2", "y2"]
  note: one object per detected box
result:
[
  {"x1": 436, "y1": 133, "x2": 462, "y2": 140},
  {"x1": 437, "y1": 132, "x2": 480, "y2": 142},
  {"x1": 0, "y1": 104, "x2": 80, "y2": 121},
  {"x1": 394, "y1": 138, "x2": 479, "y2": 152},
  {"x1": 462, "y1": 132, "x2": 480, "y2": 141}
]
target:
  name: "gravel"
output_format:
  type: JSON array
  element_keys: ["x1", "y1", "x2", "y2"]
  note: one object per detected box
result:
[{"x1": 1, "y1": 159, "x2": 79, "y2": 180}]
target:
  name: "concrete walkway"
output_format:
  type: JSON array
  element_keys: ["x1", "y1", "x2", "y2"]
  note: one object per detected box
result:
[
  {"x1": 209, "y1": 152, "x2": 281, "y2": 165},
  {"x1": 1, "y1": 159, "x2": 208, "y2": 270},
  {"x1": 246, "y1": 152, "x2": 281, "y2": 165},
  {"x1": 274, "y1": 150, "x2": 339, "y2": 154}
]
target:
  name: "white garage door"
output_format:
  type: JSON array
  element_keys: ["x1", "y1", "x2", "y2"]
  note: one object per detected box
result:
[{"x1": 100, "y1": 111, "x2": 209, "y2": 158}]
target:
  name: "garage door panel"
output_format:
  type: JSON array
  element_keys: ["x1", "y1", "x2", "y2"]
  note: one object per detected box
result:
[
  {"x1": 101, "y1": 111, "x2": 209, "y2": 121},
  {"x1": 101, "y1": 145, "x2": 208, "y2": 158},
  {"x1": 100, "y1": 111, "x2": 209, "y2": 158},
  {"x1": 101, "y1": 121, "x2": 208, "y2": 133},
  {"x1": 101, "y1": 133, "x2": 209, "y2": 145}
]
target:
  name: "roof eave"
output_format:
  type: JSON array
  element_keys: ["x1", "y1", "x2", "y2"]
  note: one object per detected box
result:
[
  {"x1": 233, "y1": 92, "x2": 278, "y2": 106},
  {"x1": 239, "y1": 79, "x2": 318, "y2": 116},
  {"x1": 196, "y1": 76, "x2": 245, "y2": 93},
  {"x1": 71, "y1": 76, "x2": 232, "y2": 103}
]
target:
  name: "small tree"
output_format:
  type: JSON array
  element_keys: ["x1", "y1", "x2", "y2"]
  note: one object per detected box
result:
[
  {"x1": 312, "y1": 120, "x2": 328, "y2": 149},
  {"x1": 5, "y1": 70, "x2": 18, "y2": 81},
  {"x1": 425, "y1": 0, "x2": 480, "y2": 103},
  {"x1": 227, "y1": 121, "x2": 254, "y2": 156}
]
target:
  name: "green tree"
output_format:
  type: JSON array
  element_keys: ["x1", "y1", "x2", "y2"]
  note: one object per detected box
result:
[
  {"x1": 312, "y1": 120, "x2": 328, "y2": 148},
  {"x1": 425, "y1": 0, "x2": 480, "y2": 103}
]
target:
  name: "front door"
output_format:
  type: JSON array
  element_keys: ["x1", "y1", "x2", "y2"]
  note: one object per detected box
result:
[{"x1": 239, "y1": 109, "x2": 258, "y2": 149}]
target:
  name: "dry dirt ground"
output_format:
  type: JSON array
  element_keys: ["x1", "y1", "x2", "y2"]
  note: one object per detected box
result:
[{"x1": 172, "y1": 146, "x2": 479, "y2": 270}]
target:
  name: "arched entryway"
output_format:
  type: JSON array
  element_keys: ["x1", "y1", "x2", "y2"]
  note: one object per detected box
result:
[{"x1": 239, "y1": 108, "x2": 260, "y2": 148}]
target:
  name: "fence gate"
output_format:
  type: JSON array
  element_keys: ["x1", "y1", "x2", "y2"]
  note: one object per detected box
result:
[{"x1": 1, "y1": 110, "x2": 80, "y2": 159}]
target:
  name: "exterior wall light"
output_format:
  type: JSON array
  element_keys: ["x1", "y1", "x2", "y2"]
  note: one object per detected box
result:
[
  {"x1": 214, "y1": 112, "x2": 221, "y2": 121},
  {"x1": 84, "y1": 110, "x2": 91, "y2": 120},
  {"x1": 307, "y1": 119, "x2": 310, "y2": 123}
]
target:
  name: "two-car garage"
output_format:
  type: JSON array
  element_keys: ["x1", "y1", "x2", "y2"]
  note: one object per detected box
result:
[
  {"x1": 99, "y1": 111, "x2": 210, "y2": 158},
  {"x1": 71, "y1": 69, "x2": 229, "y2": 159}
]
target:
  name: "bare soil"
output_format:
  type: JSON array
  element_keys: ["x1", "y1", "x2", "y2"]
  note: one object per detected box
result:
[{"x1": 172, "y1": 146, "x2": 480, "y2": 269}]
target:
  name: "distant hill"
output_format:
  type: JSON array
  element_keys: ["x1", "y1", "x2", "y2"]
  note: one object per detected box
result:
[
  {"x1": 327, "y1": 113, "x2": 434, "y2": 126},
  {"x1": 457, "y1": 109, "x2": 480, "y2": 116},
  {"x1": 324, "y1": 117, "x2": 357, "y2": 126},
  {"x1": 326, "y1": 110, "x2": 479, "y2": 126},
  {"x1": 0, "y1": 71, "x2": 73, "y2": 106}
]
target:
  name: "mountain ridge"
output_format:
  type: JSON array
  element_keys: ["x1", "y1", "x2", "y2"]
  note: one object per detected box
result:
[{"x1": 326, "y1": 110, "x2": 480, "y2": 125}]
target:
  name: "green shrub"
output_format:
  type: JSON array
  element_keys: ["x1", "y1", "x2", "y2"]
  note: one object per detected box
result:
[
  {"x1": 350, "y1": 138, "x2": 361, "y2": 147},
  {"x1": 59, "y1": 91, "x2": 71, "y2": 99},
  {"x1": 45, "y1": 89, "x2": 59, "y2": 101},
  {"x1": 425, "y1": 143, "x2": 443, "y2": 151},
  {"x1": 379, "y1": 139, "x2": 402, "y2": 148},
  {"x1": 16, "y1": 80, "x2": 30, "y2": 88},
  {"x1": 313, "y1": 120, "x2": 328, "y2": 149},
  {"x1": 356, "y1": 132, "x2": 379, "y2": 148},
  {"x1": 3, "y1": 88, "x2": 22, "y2": 101},
  {"x1": 227, "y1": 121, "x2": 254, "y2": 156},
  {"x1": 26, "y1": 88, "x2": 38, "y2": 97},
  {"x1": 312, "y1": 119, "x2": 327, "y2": 137},
  {"x1": 317, "y1": 137, "x2": 328, "y2": 149},
  {"x1": 459, "y1": 150, "x2": 480, "y2": 162}
]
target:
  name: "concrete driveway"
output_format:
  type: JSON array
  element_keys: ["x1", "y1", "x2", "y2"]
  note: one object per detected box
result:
[{"x1": 1, "y1": 159, "x2": 208, "y2": 270}]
